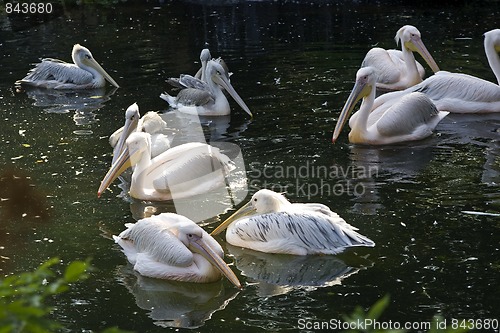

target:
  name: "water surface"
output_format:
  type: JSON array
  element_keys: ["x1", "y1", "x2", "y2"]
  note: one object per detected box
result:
[{"x1": 0, "y1": 1, "x2": 499, "y2": 332}]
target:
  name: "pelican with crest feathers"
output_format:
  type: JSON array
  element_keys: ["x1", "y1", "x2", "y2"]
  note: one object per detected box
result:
[
  {"x1": 160, "y1": 60, "x2": 252, "y2": 117},
  {"x1": 211, "y1": 189, "x2": 375, "y2": 255},
  {"x1": 98, "y1": 131, "x2": 234, "y2": 201},
  {"x1": 332, "y1": 67, "x2": 448, "y2": 145},
  {"x1": 17, "y1": 44, "x2": 119, "y2": 89},
  {"x1": 109, "y1": 103, "x2": 173, "y2": 164},
  {"x1": 166, "y1": 49, "x2": 231, "y2": 89},
  {"x1": 372, "y1": 29, "x2": 500, "y2": 114},
  {"x1": 113, "y1": 212, "x2": 241, "y2": 287},
  {"x1": 361, "y1": 25, "x2": 440, "y2": 91}
]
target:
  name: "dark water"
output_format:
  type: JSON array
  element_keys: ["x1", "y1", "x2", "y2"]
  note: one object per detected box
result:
[{"x1": 1, "y1": 1, "x2": 499, "y2": 332}]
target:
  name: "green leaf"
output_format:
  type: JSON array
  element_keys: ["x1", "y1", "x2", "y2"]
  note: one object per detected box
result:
[
  {"x1": 63, "y1": 261, "x2": 89, "y2": 283},
  {"x1": 366, "y1": 294, "x2": 391, "y2": 320}
]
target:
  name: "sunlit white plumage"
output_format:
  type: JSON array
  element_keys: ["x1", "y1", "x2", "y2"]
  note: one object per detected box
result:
[
  {"x1": 160, "y1": 60, "x2": 252, "y2": 117},
  {"x1": 113, "y1": 212, "x2": 241, "y2": 287},
  {"x1": 372, "y1": 29, "x2": 500, "y2": 114},
  {"x1": 361, "y1": 25, "x2": 440, "y2": 91},
  {"x1": 17, "y1": 44, "x2": 119, "y2": 89},
  {"x1": 332, "y1": 67, "x2": 448, "y2": 145},
  {"x1": 98, "y1": 132, "x2": 234, "y2": 201},
  {"x1": 211, "y1": 189, "x2": 375, "y2": 255},
  {"x1": 109, "y1": 103, "x2": 173, "y2": 164}
]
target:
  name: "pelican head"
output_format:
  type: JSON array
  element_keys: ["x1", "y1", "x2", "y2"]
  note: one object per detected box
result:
[
  {"x1": 395, "y1": 25, "x2": 440, "y2": 73},
  {"x1": 98, "y1": 132, "x2": 150, "y2": 197},
  {"x1": 139, "y1": 112, "x2": 167, "y2": 134},
  {"x1": 207, "y1": 60, "x2": 253, "y2": 118},
  {"x1": 211, "y1": 189, "x2": 290, "y2": 235},
  {"x1": 72, "y1": 44, "x2": 120, "y2": 88},
  {"x1": 112, "y1": 103, "x2": 141, "y2": 164},
  {"x1": 484, "y1": 29, "x2": 500, "y2": 51},
  {"x1": 332, "y1": 67, "x2": 375, "y2": 143},
  {"x1": 174, "y1": 221, "x2": 241, "y2": 288}
]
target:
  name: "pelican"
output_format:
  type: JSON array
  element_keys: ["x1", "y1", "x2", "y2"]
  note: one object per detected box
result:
[
  {"x1": 109, "y1": 103, "x2": 173, "y2": 164},
  {"x1": 160, "y1": 60, "x2": 252, "y2": 117},
  {"x1": 371, "y1": 29, "x2": 500, "y2": 114},
  {"x1": 17, "y1": 44, "x2": 119, "y2": 89},
  {"x1": 210, "y1": 189, "x2": 375, "y2": 255},
  {"x1": 485, "y1": 29, "x2": 500, "y2": 85},
  {"x1": 113, "y1": 212, "x2": 241, "y2": 287},
  {"x1": 167, "y1": 49, "x2": 232, "y2": 90},
  {"x1": 361, "y1": 25, "x2": 440, "y2": 91},
  {"x1": 98, "y1": 131, "x2": 234, "y2": 201},
  {"x1": 332, "y1": 67, "x2": 448, "y2": 145}
]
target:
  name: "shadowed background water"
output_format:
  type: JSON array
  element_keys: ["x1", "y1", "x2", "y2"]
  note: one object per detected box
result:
[{"x1": 0, "y1": 1, "x2": 499, "y2": 332}]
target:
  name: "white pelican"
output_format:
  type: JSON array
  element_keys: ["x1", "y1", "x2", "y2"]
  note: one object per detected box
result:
[
  {"x1": 98, "y1": 132, "x2": 235, "y2": 201},
  {"x1": 113, "y1": 212, "x2": 241, "y2": 287},
  {"x1": 109, "y1": 103, "x2": 173, "y2": 164},
  {"x1": 361, "y1": 25, "x2": 440, "y2": 91},
  {"x1": 17, "y1": 44, "x2": 119, "y2": 89},
  {"x1": 332, "y1": 67, "x2": 448, "y2": 145},
  {"x1": 160, "y1": 60, "x2": 252, "y2": 117},
  {"x1": 210, "y1": 189, "x2": 375, "y2": 255},
  {"x1": 371, "y1": 29, "x2": 500, "y2": 114},
  {"x1": 167, "y1": 49, "x2": 231, "y2": 89}
]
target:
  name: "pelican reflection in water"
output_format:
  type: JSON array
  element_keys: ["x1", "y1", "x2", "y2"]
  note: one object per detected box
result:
[
  {"x1": 17, "y1": 44, "x2": 119, "y2": 89},
  {"x1": 211, "y1": 189, "x2": 374, "y2": 255},
  {"x1": 116, "y1": 265, "x2": 239, "y2": 328},
  {"x1": 113, "y1": 213, "x2": 241, "y2": 287}
]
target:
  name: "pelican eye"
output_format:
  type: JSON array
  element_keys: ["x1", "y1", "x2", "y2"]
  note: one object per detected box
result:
[{"x1": 187, "y1": 233, "x2": 194, "y2": 238}]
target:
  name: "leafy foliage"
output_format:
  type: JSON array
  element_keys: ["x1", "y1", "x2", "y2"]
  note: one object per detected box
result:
[
  {"x1": 0, "y1": 258, "x2": 133, "y2": 333},
  {"x1": 343, "y1": 295, "x2": 469, "y2": 333}
]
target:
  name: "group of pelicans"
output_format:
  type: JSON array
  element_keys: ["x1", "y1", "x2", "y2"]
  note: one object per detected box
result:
[{"x1": 16, "y1": 25, "x2": 500, "y2": 288}]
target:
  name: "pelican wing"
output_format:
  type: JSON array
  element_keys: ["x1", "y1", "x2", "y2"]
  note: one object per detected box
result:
[
  {"x1": 375, "y1": 92, "x2": 441, "y2": 137},
  {"x1": 150, "y1": 144, "x2": 233, "y2": 193},
  {"x1": 231, "y1": 211, "x2": 374, "y2": 255},
  {"x1": 178, "y1": 74, "x2": 210, "y2": 91},
  {"x1": 19, "y1": 59, "x2": 94, "y2": 87},
  {"x1": 174, "y1": 88, "x2": 214, "y2": 107},
  {"x1": 362, "y1": 48, "x2": 401, "y2": 85},
  {"x1": 413, "y1": 71, "x2": 500, "y2": 103},
  {"x1": 116, "y1": 216, "x2": 194, "y2": 267}
]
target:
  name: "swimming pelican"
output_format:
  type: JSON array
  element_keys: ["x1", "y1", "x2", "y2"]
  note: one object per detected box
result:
[
  {"x1": 160, "y1": 60, "x2": 252, "y2": 117},
  {"x1": 114, "y1": 212, "x2": 241, "y2": 287},
  {"x1": 361, "y1": 25, "x2": 440, "y2": 91},
  {"x1": 332, "y1": 67, "x2": 448, "y2": 145},
  {"x1": 98, "y1": 132, "x2": 234, "y2": 201},
  {"x1": 109, "y1": 103, "x2": 173, "y2": 164},
  {"x1": 370, "y1": 29, "x2": 500, "y2": 114},
  {"x1": 211, "y1": 189, "x2": 375, "y2": 255},
  {"x1": 167, "y1": 49, "x2": 231, "y2": 89},
  {"x1": 17, "y1": 44, "x2": 119, "y2": 89}
]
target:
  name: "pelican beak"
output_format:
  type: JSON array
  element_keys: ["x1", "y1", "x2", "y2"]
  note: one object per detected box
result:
[
  {"x1": 406, "y1": 36, "x2": 440, "y2": 73},
  {"x1": 112, "y1": 112, "x2": 139, "y2": 165},
  {"x1": 213, "y1": 73, "x2": 253, "y2": 118},
  {"x1": 211, "y1": 201, "x2": 256, "y2": 236},
  {"x1": 189, "y1": 235, "x2": 242, "y2": 288},
  {"x1": 97, "y1": 145, "x2": 133, "y2": 197},
  {"x1": 332, "y1": 78, "x2": 371, "y2": 143},
  {"x1": 84, "y1": 57, "x2": 120, "y2": 88}
]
